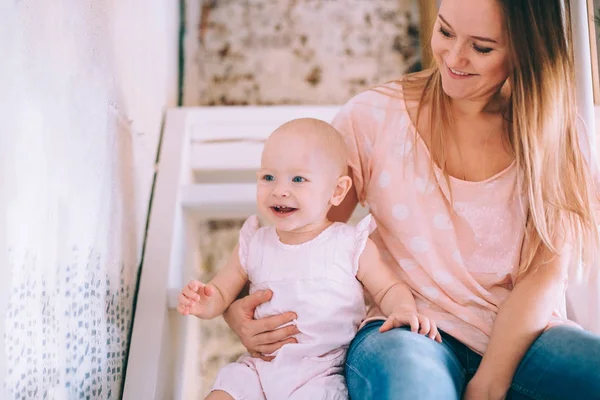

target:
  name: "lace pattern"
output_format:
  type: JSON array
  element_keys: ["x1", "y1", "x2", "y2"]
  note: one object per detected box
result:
[
  {"x1": 353, "y1": 214, "x2": 377, "y2": 275},
  {"x1": 237, "y1": 215, "x2": 260, "y2": 273}
]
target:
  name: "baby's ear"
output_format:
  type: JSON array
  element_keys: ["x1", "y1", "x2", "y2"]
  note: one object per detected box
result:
[{"x1": 330, "y1": 175, "x2": 353, "y2": 206}]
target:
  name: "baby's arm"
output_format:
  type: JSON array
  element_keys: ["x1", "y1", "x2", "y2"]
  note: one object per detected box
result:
[
  {"x1": 357, "y1": 239, "x2": 441, "y2": 341},
  {"x1": 357, "y1": 239, "x2": 417, "y2": 316},
  {"x1": 178, "y1": 244, "x2": 248, "y2": 320}
]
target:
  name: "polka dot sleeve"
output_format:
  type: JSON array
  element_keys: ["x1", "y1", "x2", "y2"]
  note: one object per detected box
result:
[{"x1": 332, "y1": 97, "x2": 375, "y2": 206}]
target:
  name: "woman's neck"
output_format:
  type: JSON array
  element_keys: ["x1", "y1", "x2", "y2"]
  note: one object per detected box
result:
[{"x1": 449, "y1": 87, "x2": 507, "y2": 119}]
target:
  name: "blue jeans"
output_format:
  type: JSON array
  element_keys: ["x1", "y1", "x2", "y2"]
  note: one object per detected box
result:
[{"x1": 345, "y1": 320, "x2": 600, "y2": 399}]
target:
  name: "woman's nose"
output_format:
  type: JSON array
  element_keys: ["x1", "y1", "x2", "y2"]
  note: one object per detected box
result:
[{"x1": 445, "y1": 42, "x2": 468, "y2": 68}]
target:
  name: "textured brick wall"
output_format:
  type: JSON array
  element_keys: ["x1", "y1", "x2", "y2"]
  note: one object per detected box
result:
[{"x1": 184, "y1": 0, "x2": 421, "y2": 106}]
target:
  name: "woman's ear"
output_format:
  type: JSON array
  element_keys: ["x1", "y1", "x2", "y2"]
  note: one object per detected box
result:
[{"x1": 330, "y1": 175, "x2": 353, "y2": 206}]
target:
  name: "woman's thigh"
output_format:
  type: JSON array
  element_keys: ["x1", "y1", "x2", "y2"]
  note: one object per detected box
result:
[
  {"x1": 345, "y1": 321, "x2": 466, "y2": 400},
  {"x1": 508, "y1": 325, "x2": 600, "y2": 400}
]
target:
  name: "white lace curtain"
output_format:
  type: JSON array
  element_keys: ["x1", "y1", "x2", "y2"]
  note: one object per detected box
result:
[{"x1": 2, "y1": 1, "x2": 139, "y2": 398}]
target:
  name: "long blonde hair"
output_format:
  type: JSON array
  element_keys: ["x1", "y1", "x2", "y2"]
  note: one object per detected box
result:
[{"x1": 400, "y1": 0, "x2": 599, "y2": 277}]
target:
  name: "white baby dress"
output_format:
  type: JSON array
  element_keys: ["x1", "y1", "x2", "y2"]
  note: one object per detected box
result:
[{"x1": 211, "y1": 215, "x2": 375, "y2": 400}]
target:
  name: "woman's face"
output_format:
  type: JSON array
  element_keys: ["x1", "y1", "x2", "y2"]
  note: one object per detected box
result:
[{"x1": 431, "y1": 0, "x2": 511, "y2": 102}]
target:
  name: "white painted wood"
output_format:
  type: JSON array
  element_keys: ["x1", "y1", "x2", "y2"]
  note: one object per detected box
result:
[
  {"x1": 181, "y1": 183, "x2": 257, "y2": 217},
  {"x1": 126, "y1": 105, "x2": 355, "y2": 399},
  {"x1": 187, "y1": 105, "x2": 340, "y2": 141},
  {"x1": 123, "y1": 109, "x2": 190, "y2": 399},
  {"x1": 191, "y1": 142, "x2": 264, "y2": 171}
]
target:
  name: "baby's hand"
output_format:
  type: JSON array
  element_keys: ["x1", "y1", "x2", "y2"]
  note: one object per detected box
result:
[
  {"x1": 379, "y1": 309, "x2": 442, "y2": 343},
  {"x1": 177, "y1": 280, "x2": 217, "y2": 319}
]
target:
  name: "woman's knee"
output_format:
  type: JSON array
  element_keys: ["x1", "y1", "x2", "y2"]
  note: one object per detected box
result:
[
  {"x1": 345, "y1": 322, "x2": 464, "y2": 399},
  {"x1": 511, "y1": 325, "x2": 600, "y2": 399},
  {"x1": 522, "y1": 325, "x2": 600, "y2": 372}
]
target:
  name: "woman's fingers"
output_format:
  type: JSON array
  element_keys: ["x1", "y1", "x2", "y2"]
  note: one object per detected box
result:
[
  {"x1": 250, "y1": 352, "x2": 275, "y2": 362},
  {"x1": 254, "y1": 337, "x2": 298, "y2": 355},
  {"x1": 224, "y1": 291, "x2": 299, "y2": 357},
  {"x1": 241, "y1": 312, "x2": 297, "y2": 342},
  {"x1": 249, "y1": 323, "x2": 299, "y2": 349},
  {"x1": 239, "y1": 290, "x2": 273, "y2": 315},
  {"x1": 261, "y1": 312, "x2": 297, "y2": 331}
]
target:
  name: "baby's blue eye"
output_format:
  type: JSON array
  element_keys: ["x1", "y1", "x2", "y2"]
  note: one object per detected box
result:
[
  {"x1": 292, "y1": 176, "x2": 306, "y2": 183},
  {"x1": 262, "y1": 174, "x2": 275, "y2": 182}
]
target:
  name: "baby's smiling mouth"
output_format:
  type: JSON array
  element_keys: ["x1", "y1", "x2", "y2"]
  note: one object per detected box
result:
[{"x1": 271, "y1": 205, "x2": 298, "y2": 214}]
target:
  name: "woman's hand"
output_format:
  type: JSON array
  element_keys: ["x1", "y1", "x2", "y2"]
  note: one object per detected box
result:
[
  {"x1": 223, "y1": 289, "x2": 300, "y2": 361},
  {"x1": 379, "y1": 308, "x2": 442, "y2": 343}
]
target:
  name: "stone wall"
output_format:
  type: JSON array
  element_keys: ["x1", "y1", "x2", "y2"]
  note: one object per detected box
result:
[{"x1": 184, "y1": 0, "x2": 421, "y2": 106}]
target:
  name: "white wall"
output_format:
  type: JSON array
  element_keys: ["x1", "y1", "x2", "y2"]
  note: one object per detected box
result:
[
  {"x1": 110, "y1": 0, "x2": 180, "y2": 248},
  {"x1": 0, "y1": 0, "x2": 178, "y2": 396}
]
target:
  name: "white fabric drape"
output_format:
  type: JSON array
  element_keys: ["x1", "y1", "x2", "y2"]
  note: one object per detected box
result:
[
  {"x1": 2, "y1": 1, "x2": 139, "y2": 398},
  {"x1": 565, "y1": 0, "x2": 600, "y2": 334}
]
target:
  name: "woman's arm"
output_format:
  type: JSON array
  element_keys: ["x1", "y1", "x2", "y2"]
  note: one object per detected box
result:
[{"x1": 466, "y1": 243, "x2": 572, "y2": 400}]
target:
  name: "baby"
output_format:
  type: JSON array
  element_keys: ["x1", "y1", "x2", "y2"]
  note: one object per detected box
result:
[{"x1": 178, "y1": 118, "x2": 441, "y2": 400}]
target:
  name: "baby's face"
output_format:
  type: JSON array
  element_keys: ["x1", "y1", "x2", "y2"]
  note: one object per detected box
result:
[{"x1": 257, "y1": 129, "x2": 340, "y2": 232}]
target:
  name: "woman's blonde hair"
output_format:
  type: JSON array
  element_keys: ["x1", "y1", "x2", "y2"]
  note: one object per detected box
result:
[{"x1": 399, "y1": 0, "x2": 599, "y2": 278}]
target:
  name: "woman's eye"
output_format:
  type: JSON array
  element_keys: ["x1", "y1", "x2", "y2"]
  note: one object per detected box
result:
[
  {"x1": 473, "y1": 44, "x2": 493, "y2": 54},
  {"x1": 439, "y1": 27, "x2": 453, "y2": 38},
  {"x1": 262, "y1": 174, "x2": 275, "y2": 182},
  {"x1": 292, "y1": 176, "x2": 306, "y2": 183}
]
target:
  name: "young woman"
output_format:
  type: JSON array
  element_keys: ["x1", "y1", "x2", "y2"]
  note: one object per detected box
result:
[{"x1": 224, "y1": 1, "x2": 600, "y2": 398}]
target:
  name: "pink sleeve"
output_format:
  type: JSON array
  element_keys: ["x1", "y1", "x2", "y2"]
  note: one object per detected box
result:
[
  {"x1": 332, "y1": 96, "x2": 378, "y2": 206},
  {"x1": 238, "y1": 215, "x2": 260, "y2": 272},
  {"x1": 352, "y1": 214, "x2": 377, "y2": 275}
]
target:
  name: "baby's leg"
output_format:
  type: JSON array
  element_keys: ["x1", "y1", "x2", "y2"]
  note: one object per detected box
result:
[
  {"x1": 205, "y1": 390, "x2": 234, "y2": 400},
  {"x1": 265, "y1": 348, "x2": 347, "y2": 399},
  {"x1": 209, "y1": 355, "x2": 265, "y2": 400},
  {"x1": 288, "y1": 373, "x2": 348, "y2": 400}
]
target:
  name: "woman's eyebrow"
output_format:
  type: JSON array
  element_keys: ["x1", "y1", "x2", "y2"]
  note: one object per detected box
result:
[{"x1": 439, "y1": 14, "x2": 499, "y2": 44}]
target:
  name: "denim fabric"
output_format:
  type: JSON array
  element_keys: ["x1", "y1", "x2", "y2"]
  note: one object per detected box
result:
[{"x1": 345, "y1": 321, "x2": 600, "y2": 400}]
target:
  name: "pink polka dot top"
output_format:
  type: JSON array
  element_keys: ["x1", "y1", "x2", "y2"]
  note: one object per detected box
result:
[{"x1": 333, "y1": 82, "x2": 572, "y2": 354}]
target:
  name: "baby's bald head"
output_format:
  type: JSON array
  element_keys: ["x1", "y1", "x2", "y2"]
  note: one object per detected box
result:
[{"x1": 265, "y1": 118, "x2": 348, "y2": 177}]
